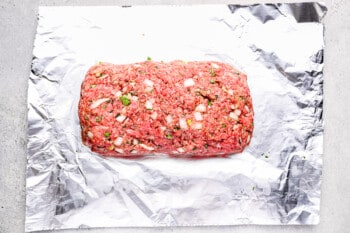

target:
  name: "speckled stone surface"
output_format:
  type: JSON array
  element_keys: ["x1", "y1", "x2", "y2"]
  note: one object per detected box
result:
[{"x1": 0, "y1": 0, "x2": 349, "y2": 233}]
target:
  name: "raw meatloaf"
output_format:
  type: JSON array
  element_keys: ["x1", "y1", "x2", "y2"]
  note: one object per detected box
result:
[{"x1": 78, "y1": 60, "x2": 254, "y2": 157}]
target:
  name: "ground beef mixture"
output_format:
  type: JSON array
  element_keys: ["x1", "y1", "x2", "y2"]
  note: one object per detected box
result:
[{"x1": 78, "y1": 60, "x2": 254, "y2": 157}]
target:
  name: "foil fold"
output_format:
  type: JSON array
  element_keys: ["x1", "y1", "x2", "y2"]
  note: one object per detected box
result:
[{"x1": 26, "y1": 2, "x2": 326, "y2": 232}]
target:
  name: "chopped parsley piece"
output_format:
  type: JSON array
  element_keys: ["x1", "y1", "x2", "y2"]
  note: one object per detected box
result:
[
  {"x1": 96, "y1": 72, "x2": 103, "y2": 77},
  {"x1": 221, "y1": 123, "x2": 227, "y2": 128},
  {"x1": 104, "y1": 132, "x2": 110, "y2": 138},
  {"x1": 208, "y1": 100, "x2": 213, "y2": 106},
  {"x1": 120, "y1": 95, "x2": 131, "y2": 106},
  {"x1": 147, "y1": 56, "x2": 152, "y2": 61},
  {"x1": 95, "y1": 116, "x2": 102, "y2": 122},
  {"x1": 209, "y1": 67, "x2": 216, "y2": 77},
  {"x1": 210, "y1": 79, "x2": 216, "y2": 84},
  {"x1": 166, "y1": 134, "x2": 172, "y2": 139}
]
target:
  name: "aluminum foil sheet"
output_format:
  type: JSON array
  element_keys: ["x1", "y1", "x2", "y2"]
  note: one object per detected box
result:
[{"x1": 25, "y1": 3, "x2": 326, "y2": 232}]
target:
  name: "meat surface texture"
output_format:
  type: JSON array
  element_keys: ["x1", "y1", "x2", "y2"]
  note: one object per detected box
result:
[{"x1": 78, "y1": 60, "x2": 254, "y2": 157}]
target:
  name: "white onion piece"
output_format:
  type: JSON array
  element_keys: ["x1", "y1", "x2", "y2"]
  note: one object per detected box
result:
[
  {"x1": 143, "y1": 79, "x2": 154, "y2": 87},
  {"x1": 114, "y1": 137, "x2": 123, "y2": 146},
  {"x1": 246, "y1": 135, "x2": 251, "y2": 143},
  {"x1": 211, "y1": 63, "x2": 219, "y2": 69},
  {"x1": 90, "y1": 98, "x2": 110, "y2": 109},
  {"x1": 192, "y1": 122, "x2": 202, "y2": 130},
  {"x1": 151, "y1": 111, "x2": 158, "y2": 119},
  {"x1": 195, "y1": 104, "x2": 206, "y2": 112},
  {"x1": 194, "y1": 112, "x2": 203, "y2": 121},
  {"x1": 165, "y1": 115, "x2": 173, "y2": 124},
  {"x1": 116, "y1": 114, "x2": 127, "y2": 122},
  {"x1": 160, "y1": 126, "x2": 166, "y2": 131},
  {"x1": 115, "y1": 148, "x2": 124, "y2": 153},
  {"x1": 227, "y1": 89, "x2": 234, "y2": 95},
  {"x1": 229, "y1": 112, "x2": 239, "y2": 120},
  {"x1": 87, "y1": 131, "x2": 93, "y2": 138},
  {"x1": 184, "y1": 78, "x2": 195, "y2": 87},
  {"x1": 234, "y1": 109, "x2": 241, "y2": 116},
  {"x1": 145, "y1": 100, "x2": 153, "y2": 110},
  {"x1": 132, "y1": 96, "x2": 139, "y2": 101},
  {"x1": 139, "y1": 144, "x2": 154, "y2": 151},
  {"x1": 133, "y1": 139, "x2": 139, "y2": 145},
  {"x1": 179, "y1": 118, "x2": 188, "y2": 130},
  {"x1": 115, "y1": 91, "x2": 122, "y2": 97},
  {"x1": 177, "y1": 147, "x2": 185, "y2": 153}
]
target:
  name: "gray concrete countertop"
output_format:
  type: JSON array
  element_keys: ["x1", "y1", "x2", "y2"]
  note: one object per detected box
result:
[{"x1": 1, "y1": 0, "x2": 349, "y2": 233}]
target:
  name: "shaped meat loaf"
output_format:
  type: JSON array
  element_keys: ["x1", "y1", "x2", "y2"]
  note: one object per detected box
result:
[{"x1": 78, "y1": 60, "x2": 254, "y2": 157}]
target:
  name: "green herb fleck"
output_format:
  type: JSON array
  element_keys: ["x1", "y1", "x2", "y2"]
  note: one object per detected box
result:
[
  {"x1": 204, "y1": 144, "x2": 209, "y2": 149},
  {"x1": 147, "y1": 56, "x2": 152, "y2": 61},
  {"x1": 166, "y1": 134, "x2": 172, "y2": 139},
  {"x1": 95, "y1": 116, "x2": 102, "y2": 122},
  {"x1": 155, "y1": 65, "x2": 158, "y2": 69},
  {"x1": 221, "y1": 123, "x2": 227, "y2": 128},
  {"x1": 252, "y1": 186, "x2": 255, "y2": 191},
  {"x1": 120, "y1": 95, "x2": 131, "y2": 106},
  {"x1": 215, "y1": 95, "x2": 219, "y2": 99},
  {"x1": 192, "y1": 146, "x2": 198, "y2": 151},
  {"x1": 210, "y1": 79, "x2": 216, "y2": 84},
  {"x1": 265, "y1": 155, "x2": 269, "y2": 158},
  {"x1": 208, "y1": 100, "x2": 213, "y2": 106},
  {"x1": 115, "y1": 113, "x2": 120, "y2": 118},
  {"x1": 209, "y1": 67, "x2": 216, "y2": 77},
  {"x1": 104, "y1": 132, "x2": 110, "y2": 138}
]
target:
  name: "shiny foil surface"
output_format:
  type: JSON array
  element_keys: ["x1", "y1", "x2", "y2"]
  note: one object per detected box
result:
[{"x1": 25, "y1": 3, "x2": 326, "y2": 232}]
